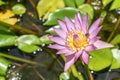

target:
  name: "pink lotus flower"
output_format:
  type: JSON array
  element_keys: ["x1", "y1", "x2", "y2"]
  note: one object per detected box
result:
[{"x1": 48, "y1": 13, "x2": 113, "y2": 72}]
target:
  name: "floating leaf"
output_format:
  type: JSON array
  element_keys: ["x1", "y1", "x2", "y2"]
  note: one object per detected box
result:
[
  {"x1": 88, "y1": 48, "x2": 113, "y2": 71},
  {"x1": 59, "y1": 72, "x2": 70, "y2": 80},
  {"x1": 110, "y1": 0, "x2": 120, "y2": 10},
  {"x1": 64, "y1": 0, "x2": 85, "y2": 8},
  {"x1": 64, "y1": 0, "x2": 76, "y2": 7},
  {"x1": 0, "y1": 56, "x2": 11, "y2": 75},
  {"x1": 45, "y1": 25, "x2": 60, "y2": 34},
  {"x1": 40, "y1": 35, "x2": 53, "y2": 44},
  {"x1": 17, "y1": 35, "x2": 42, "y2": 53},
  {"x1": 0, "y1": 76, "x2": 5, "y2": 80},
  {"x1": 12, "y1": 4, "x2": 26, "y2": 15},
  {"x1": 37, "y1": 0, "x2": 65, "y2": 19},
  {"x1": 110, "y1": 49, "x2": 120, "y2": 69},
  {"x1": 0, "y1": 10, "x2": 18, "y2": 25},
  {"x1": 17, "y1": 35, "x2": 42, "y2": 45},
  {"x1": 110, "y1": 34, "x2": 120, "y2": 45},
  {"x1": 0, "y1": 0, "x2": 5, "y2": 6},
  {"x1": 102, "y1": 0, "x2": 112, "y2": 7},
  {"x1": 78, "y1": 4, "x2": 94, "y2": 20},
  {"x1": 0, "y1": 24, "x2": 12, "y2": 34},
  {"x1": 0, "y1": 34, "x2": 16, "y2": 47},
  {"x1": 44, "y1": 7, "x2": 86, "y2": 26},
  {"x1": 18, "y1": 43, "x2": 41, "y2": 53}
]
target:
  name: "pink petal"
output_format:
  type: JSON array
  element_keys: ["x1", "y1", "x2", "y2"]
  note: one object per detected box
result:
[
  {"x1": 93, "y1": 40, "x2": 113, "y2": 49},
  {"x1": 48, "y1": 44, "x2": 65, "y2": 50},
  {"x1": 56, "y1": 48, "x2": 74, "y2": 55},
  {"x1": 58, "y1": 20, "x2": 68, "y2": 33},
  {"x1": 75, "y1": 51, "x2": 82, "y2": 61},
  {"x1": 89, "y1": 36, "x2": 101, "y2": 44},
  {"x1": 64, "y1": 54, "x2": 75, "y2": 72},
  {"x1": 64, "y1": 50, "x2": 76, "y2": 56},
  {"x1": 85, "y1": 45, "x2": 96, "y2": 52},
  {"x1": 74, "y1": 14, "x2": 82, "y2": 30},
  {"x1": 89, "y1": 26, "x2": 102, "y2": 39},
  {"x1": 54, "y1": 28, "x2": 66, "y2": 39},
  {"x1": 82, "y1": 51, "x2": 89, "y2": 64},
  {"x1": 49, "y1": 35, "x2": 65, "y2": 45},
  {"x1": 77, "y1": 12, "x2": 83, "y2": 25},
  {"x1": 89, "y1": 17, "x2": 102, "y2": 34},
  {"x1": 82, "y1": 14, "x2": 89, "y2": 33},
  {"x1": 65, "y1": 16, "x2": 75, "y2": 32}
]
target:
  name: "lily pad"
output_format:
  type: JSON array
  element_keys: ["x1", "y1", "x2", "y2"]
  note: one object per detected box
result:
[
  {"x1": 110, "y1": 49, "x2": 120, "y2": 69},
  {"x1": 16, "y1": 35, "x2": 42, "y2": 53},
  {"x1": 88, "y1": 48, "x2": 113, "y2": 71},
  {"x1": 0, "y1": 34, "x2": 16, "y2": 47},
  {"x1": 44, "y1": 7, "x2": 85, "y2": 26},
  {"x1": 110, "y1": 0, "x2": 120, "y2": 10},
  {"x1": 110, "y1": 34, "x2": 120, "y2": 45},
  {"x1": 37, "y1": 0, "x2": 65, "y2": 19}
]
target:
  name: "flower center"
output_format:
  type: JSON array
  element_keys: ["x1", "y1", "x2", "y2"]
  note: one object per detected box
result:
[{"x1": 66, "y1": 30, "x2": 89, "y2": 51}]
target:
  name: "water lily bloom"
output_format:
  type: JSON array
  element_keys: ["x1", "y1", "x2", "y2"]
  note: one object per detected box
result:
[{"x1": 48, "y1": 13, "x2": 113, "y2": 72}]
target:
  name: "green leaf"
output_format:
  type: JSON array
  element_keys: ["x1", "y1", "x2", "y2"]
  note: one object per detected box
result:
[
  {"x1": 110, "y1": 49, "x2": 120, "y2": 69},
  {"x1": 0, "y1": 76, "x2": 5, "y2": 80},
  {"x1": 64, "y1": 0, "x2": 76, "y2": 7},
  {"x1": 44, "y1": 7, "x2": 85, "y2": 26},
  {"x1": 110, "y1": 0, "x2": 120, "y2": 10},
  {"x1": 110, "y1": 34, "x2": 120, "y2": 45},
  {"x1": 18, "y1": 43, "x2": 41, "y2": 53},
  {"x1": 88, "y1": 48, "x2": 113, "y2": 71},
  {"x1": 64, "y1": 0, "x2": 85, "y2": 8},
  {"x1": 12, "y1": 4, "x2": 26, "y2": 15},
  {"x1": 17, "y1": 35, "x2": 42, "y2": 53},
  {"x1": 0, "y1": 34, "x2": 16, "y2": 47},
  {"x1": 102, "y1": 0, "x2": 112, "y2": 7},
  {"x1": 0, "y1": 24, "x2": 14, "y2": 35},
  {"x1": 17, "y1": 35, "x2": 42, "y2": 45},
  {"x1": 0, "y1": 0, "x2": 5, "y2": 6},
  {"x1": 45, "y1": 25, "x2": 60, "y2": 35},
  {"x1": 75, "y1": 0, "x2": 85, "y2": 7},
  {"x1": 37, "y1": 0, "x2": 65, "y2": 19},
  {"x1": 40, "y1": 35, "x2": 53, "y2": 44},
  {"x1": 78, "y1": 4, "x2": 94, "y2": 20},
  {"x1": 100, "y1": 10, "x2": 107, "y2": 23},
  {"x1": 0, "y1": 56, "x2": 11, "y2": 75},
  {"x1": 59, "y1": 72, "x2": 70, "y2": 80}
]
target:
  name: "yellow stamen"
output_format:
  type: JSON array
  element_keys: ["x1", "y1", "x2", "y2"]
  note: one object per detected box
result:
[{"x1": 66, "y1": 30, "x2": 88, "y2": 51}]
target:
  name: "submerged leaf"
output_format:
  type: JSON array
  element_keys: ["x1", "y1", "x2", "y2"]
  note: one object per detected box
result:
[
  {"x1": 0, "y1": 10, "x2": 18, "y2": 25},
  {"x1": 88, "y1": 48, "x2": 113, "y2": 71},
  {"x1": 37, "y1": 0, "x2": 65, "y2": 19}
]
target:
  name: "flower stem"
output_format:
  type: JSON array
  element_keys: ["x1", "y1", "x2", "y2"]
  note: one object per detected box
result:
[
  {"x1": 107, "y1": 16, "x2": 120, "y2": 42},
  {"x1": 0, "y1": 53, "x2": 45, "y2": 67}
]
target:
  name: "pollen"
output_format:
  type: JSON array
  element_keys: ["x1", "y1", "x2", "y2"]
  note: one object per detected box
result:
[{"x1": 66, "y1": 30, "x2": 89, "y2": 51}]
